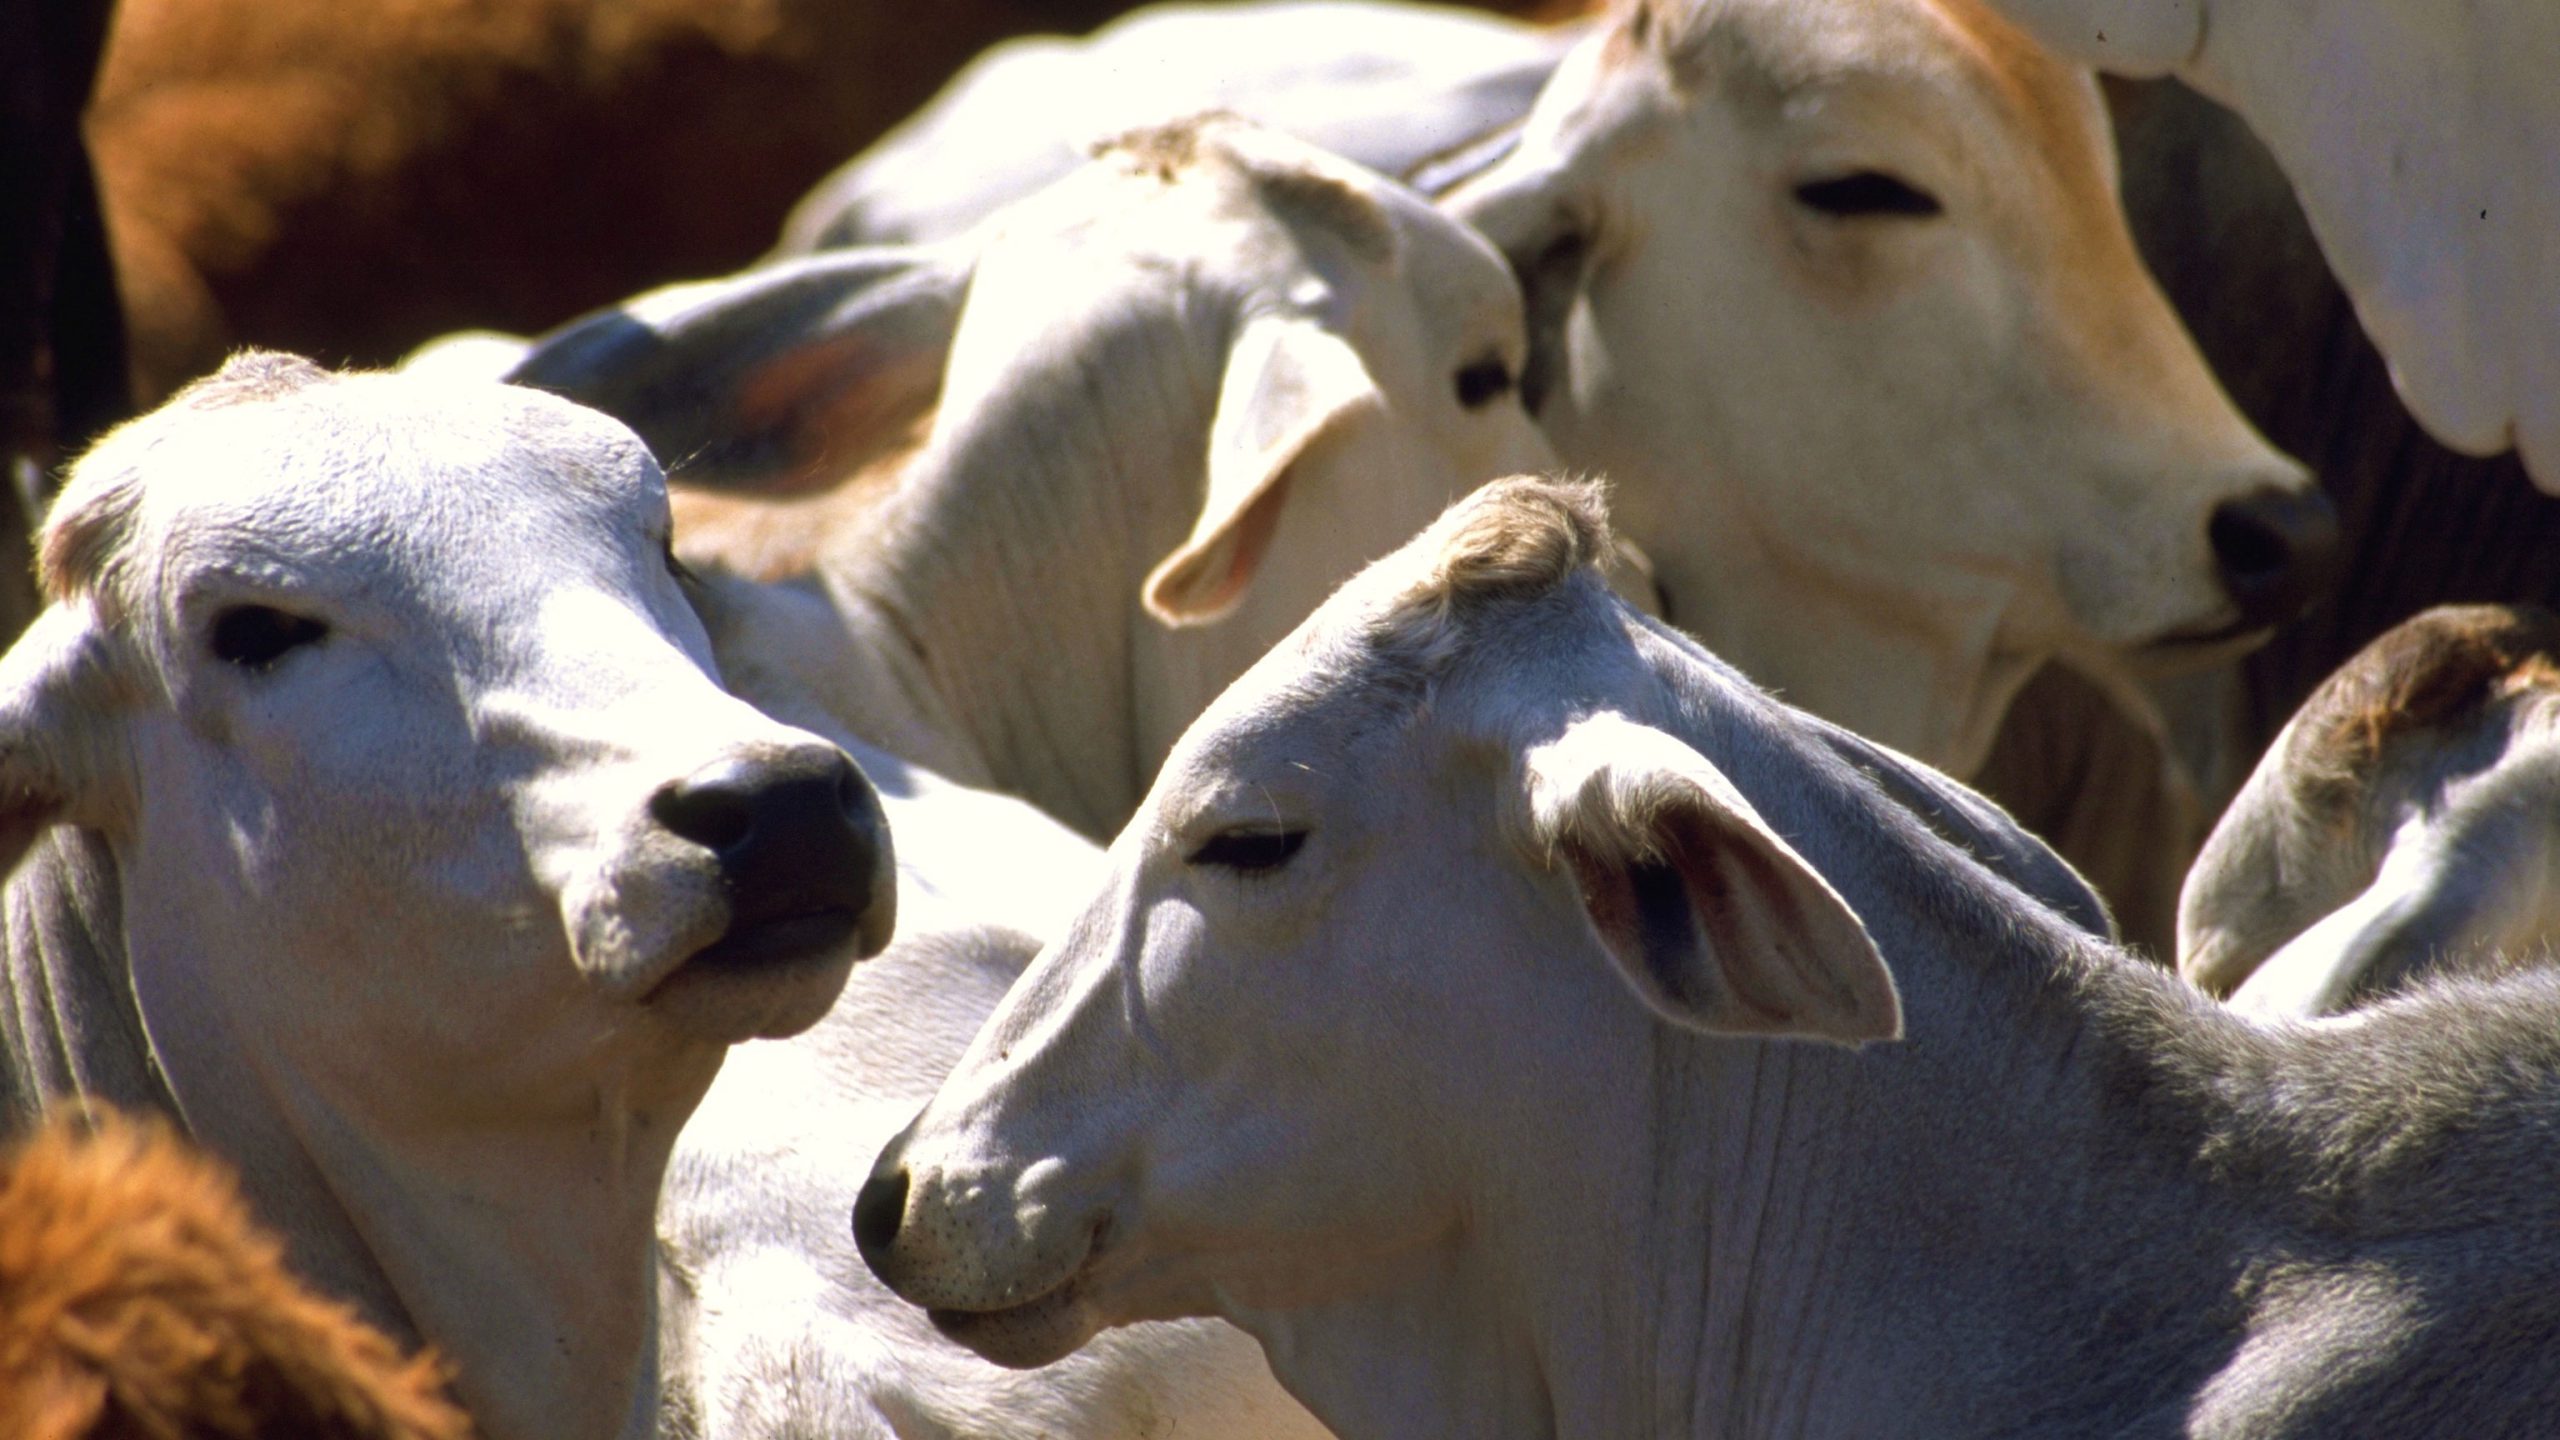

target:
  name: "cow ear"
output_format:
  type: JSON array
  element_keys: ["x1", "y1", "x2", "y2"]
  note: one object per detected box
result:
[
  {"x1": 0, "y1": 607, "x2": 124, "y2": 878},
  {"x1": 1142, "y1": 316, "x2": 1380, "y2": 627},
  {"x1": 1523, "y1": 711, "x2": 1902, "y2": 1045},
  {"x1": 508, "y1": 246, "x2": 973, "y2": 492}
]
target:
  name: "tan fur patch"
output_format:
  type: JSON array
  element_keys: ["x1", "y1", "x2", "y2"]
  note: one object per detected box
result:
[
  {"x1": 0, "y1": 1109, "x2": 474, "y2": 1440},
  {"x1": 2299, "y1": 604, "x2": 2560, "y2": 796}
]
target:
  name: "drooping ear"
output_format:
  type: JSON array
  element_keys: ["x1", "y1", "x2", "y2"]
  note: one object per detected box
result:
[
  {"x1": 0, "y1": 606, "x2": 126, "y2": 878},
  {"x1": 1523, "y1": 710, "x2": 1901, "y2": 1045},
  {"x1": 1142, "y1": 314, "x2": 1382, "y2": 627},
  {"x1": 508, "y1": 245, "x2": 974, "y2": 492}
]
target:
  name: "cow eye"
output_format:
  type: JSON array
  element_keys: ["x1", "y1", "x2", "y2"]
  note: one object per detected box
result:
[
  {"x1": 209, "y1": 605, "x2": 328, "y2": 671},
  {"x1": 1454, "y1": 355, "x2": 1515, "y2": 410},
  {"x1": 1186, "y1": 828, "x2": 1308, "y2": 873},
  {"x1": 662, "y1": 534, "x2": 697, "y2": 585},
  {"x1": 1793, "y1": 170, "x2": 1943, "y2": 219}
]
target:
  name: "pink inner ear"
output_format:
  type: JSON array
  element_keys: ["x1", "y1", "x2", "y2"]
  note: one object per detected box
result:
[
  {"x1": 730, "y1": 334, "x2": 945, "y2": 495},
  {"x1": 1156, "y1": 473, "x2": 1294, "y2": 620}
]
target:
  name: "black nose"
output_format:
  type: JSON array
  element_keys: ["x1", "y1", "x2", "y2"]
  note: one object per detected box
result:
[
  {"x1": 2208, "y1": 483, "x2": 2342, "y2": 631},
  {"x1": 853, "y1": 1162, "x2": 910, "y2": 1272},
  {"x1": 652, "y1": 745, "x2": 888, "y2": 943}
]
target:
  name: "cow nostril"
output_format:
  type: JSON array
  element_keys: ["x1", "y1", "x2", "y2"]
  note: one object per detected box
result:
[
  {"x1": 650, "y1": 765, "x2": 758, "y2": 854},
  {"x1": 853, "y1": 1165, "x2": 910, "y2": 1267},
  {"x1": 2207, "y1": 483, "x2": 2343, "y2": 631},
  {"x1": 2209, "y1": 505, "x2": 2289, "y2": 580}
]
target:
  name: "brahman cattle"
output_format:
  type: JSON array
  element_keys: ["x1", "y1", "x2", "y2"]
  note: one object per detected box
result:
[
  {"x1": 1444, "y1": 0, "x2": 2329, "y2": 777},
  {"x1": 774, "y1": 1, "x2": 1585, "y2": 253},
  {"x1": 0, "y1": 1110, "x2": 475, "y2": 1440},
  {"x1": 862, "y1": 477, "x2": 2560, "y2": 1439},
  {"x1": 748, "y1": 0, "x2": 2333, "y2": 947},
  {"x1": 516, "y1": 115, "x2": 1564, "y2": 839},
  {"x1": 0, "y1": 353, "x2": 895, "y2": 1440},
  {"x1": 2181, "y1": 605, "x2": 2560, "y2": 1016},
  {"x1": 1984, "y1": 0, "x2": 2560, "y2": 490}
]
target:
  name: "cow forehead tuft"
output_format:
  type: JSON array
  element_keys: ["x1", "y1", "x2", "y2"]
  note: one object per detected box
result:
[
  {"x1": 1371, "y1": 476, "x2": 1614, "y2": 650},
  {"x1": 1093, "y1": 113, "x2": 1398, "y2": 266},
  {"x1": 2298, "y1": 603, "x2": 2560, "y2": 795}
]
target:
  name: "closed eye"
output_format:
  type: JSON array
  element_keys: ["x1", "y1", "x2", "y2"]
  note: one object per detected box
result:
[
  {"x1": 1454, "y1": 355, "x2": 1515, "y2": 410},
  {"x1": 662, "y1": 533, "x2": 698, "y2": 585},
  {"x1": 209, "y1": 604, "x2": 329, "y2": 672},
  {"x1": 1186, "y1": 828, "x2": 1308, "y2": 873},
  {"x1": 1793, "y1": 170, "x2": 1943, "y2": 219}
]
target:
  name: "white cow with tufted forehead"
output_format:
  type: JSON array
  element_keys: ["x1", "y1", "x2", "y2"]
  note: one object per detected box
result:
[
  {"x1": 1445, "y1": 0, "x2": 2332, "y2": 776},
  {"x1": 0, "y1": 353, "x2": 896, "y2": 1440},
  {"x1": 865, "y1": 478, "x2": 2560, "y2": 1440}
]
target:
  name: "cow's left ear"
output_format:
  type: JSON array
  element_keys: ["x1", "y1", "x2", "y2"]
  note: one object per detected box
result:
[
  {"x1": 0, "y1": 606, "x2": 129, "y2": 878},
  {"x1": 1143, "y1": 314, "x2": 1380, "y2": 626},
  {"x1": 508, "y1": 246, "x2": 973, "y2": 492},
  {"x1": 1523, "y1": 711, "x2": 1902, "y2": 1046}
]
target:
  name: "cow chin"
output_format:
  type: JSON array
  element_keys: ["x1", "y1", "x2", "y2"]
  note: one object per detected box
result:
[
  {"x1": 642, "y1": 911, "x2": 867, "y2": 1042},
  {"x1": 927, "y1": 1277, "x2": 1106, "y2": 1370}
]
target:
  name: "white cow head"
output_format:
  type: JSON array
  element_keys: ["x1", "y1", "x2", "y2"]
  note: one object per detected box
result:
[
  {"x1": 519, "y1": 115, "x2": 1571, "y2": 834},
  {"x1": 2181, "y1": 605, "x2": 2560, "y2": 1015},
  {"x1": 1445, "y1": 0, "x2": 2332, "y2": 772},
  {"x1": 855, "y1": 480, "x2": 1900, "y2": 1431},
  {"x1": 0, "y1": 353, "x2": 896, "y2": 1125}
]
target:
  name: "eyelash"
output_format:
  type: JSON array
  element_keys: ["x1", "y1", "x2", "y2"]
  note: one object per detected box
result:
[{"x1": 1186, "y1": 829, "x2": 1308, "y2": 875}]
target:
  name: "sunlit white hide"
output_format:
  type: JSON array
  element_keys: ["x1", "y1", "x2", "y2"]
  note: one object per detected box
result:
[
  {"x1": 515, "y1": 115, "x2": 1563, "y2": 839},
  {"x1": 772, "y1": 1, "x2": 1579, "y2": 252},
  {"x1": 1984, "y1": 0, "x2": 2560, "y2": 490}
]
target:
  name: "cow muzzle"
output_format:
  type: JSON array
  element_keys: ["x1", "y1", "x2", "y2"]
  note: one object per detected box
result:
[
  {"x1": 579, "y1": 739, "x2": 894, "y2": 1042},
  {"x1": 855, "y1": 1135, "x2": 1109, "y2": 1369}
]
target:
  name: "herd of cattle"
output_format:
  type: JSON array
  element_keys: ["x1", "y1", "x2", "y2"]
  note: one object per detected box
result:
[{"x1": 3, "y1": 0, "x2": 2556, "y2": 1436}]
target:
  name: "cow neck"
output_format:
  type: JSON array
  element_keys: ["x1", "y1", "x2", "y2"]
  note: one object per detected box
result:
[
  {"x1": 1321, "y1": 698, "x2": 2292, "y2": 1438},
  {"x1": 827, "y1": 323, "x2": 1215, "y2": 839},
  {"x1": 1649, "y1": 503, "x2": 2037, "y2": 779},
  {"x1": 0, "y1": 830, "x2": 167, "y2": 1123},
  {"x1": 158, "y1": 988, "x2": 713, "y2": 1440},
  {"x1": 3, "y1": 827, "x2": 707, "y2": 1440}
]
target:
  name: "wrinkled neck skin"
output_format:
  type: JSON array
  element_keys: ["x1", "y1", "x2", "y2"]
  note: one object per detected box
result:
[
  {"x1": 1, "y1": 830, "x2": 709, "y2": 1440},
  {"x1": 1626, "y1": 471, "x2": 2036, "y2": 779},
  {"x1": 1243, "y1": 734, "x2": 2264, "y2": 1438},
  {"x1": 819, "y1": 319, "x2": 1213, "y2": 839}
]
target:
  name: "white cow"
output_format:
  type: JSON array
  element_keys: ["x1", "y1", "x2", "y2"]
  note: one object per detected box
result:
[
  {"x1": 2181, "y1": 604, "x2": 2560, "y2": 1016},
  {"x1": 656, "y1": 570, "x2": 1333, "y2": 1438},
  {"x1": 0, "y1": 353, "x2": 896, "y2": 1440},
  {"x1": 1444, "y1": 0, "x2": 2331, "y2": 777},
  {"x1": 1983, "y1": 0, "x2": 2560, "y2": 490},
  {"x1": 515, "y1": 114, "x2": 1565, "y2": 839},
  {"x1": 773, "y1": 0, "x2": 1581, "y2": 254},
  {"x1": 862, "y1": 477, "x2": 2560, "y2": 1439}
]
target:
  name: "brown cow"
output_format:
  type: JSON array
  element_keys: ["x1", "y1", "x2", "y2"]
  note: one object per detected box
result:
[
  {"x1": 87, "y1": 0, "x2": 1559, "y2": 404},
  {"x1": 0, "y1": 1110, "x2": 474, "y2": 1440}
]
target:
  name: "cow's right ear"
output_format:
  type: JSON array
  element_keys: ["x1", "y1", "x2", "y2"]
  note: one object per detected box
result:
[
  {"x1": 1522, "y1": 710, "x2": 1902, "y2": 1046},
  {"x1": 508, "y1": 246, "x2": 974, "y2": 492},
  {"x1": 0, "y1": 607, "x2": 125, "y2": 877}
]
